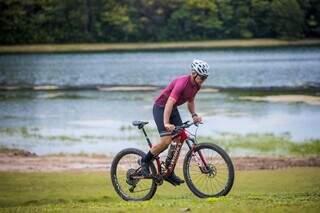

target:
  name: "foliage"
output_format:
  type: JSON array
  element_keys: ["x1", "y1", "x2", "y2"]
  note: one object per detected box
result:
[
  {"x1": 0, "y1": 0, "x2": 319, "y2": 44},
  {"x1": 271, "y1": 0, "x2": 305, "y2": 39}
]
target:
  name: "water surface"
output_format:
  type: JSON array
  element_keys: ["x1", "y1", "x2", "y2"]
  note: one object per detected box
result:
[{"x1": 1, "y1": 47, "x2": 320, "y2": 156}]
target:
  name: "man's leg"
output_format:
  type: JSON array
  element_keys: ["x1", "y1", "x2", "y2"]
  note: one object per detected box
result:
[
  {"x1": 150, "y1": 136, "x2": 172, "y2": 154},
  {"x1": 141, "y1": 136, "x2": 171, "y2": 176},
  {"x1": 141, "y1": 104, "x2": 172, "y2": 175},
  {"x1": 141, "y1": 104, "x2": 183, "y2": 186},
  {"x1": 163, "y1": 107, "x2": 185, "y2": 185}
]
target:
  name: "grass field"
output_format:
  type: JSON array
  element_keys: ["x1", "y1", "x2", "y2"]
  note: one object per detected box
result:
[
  {"x1": 0, "y1": 39, "x2": 320, "y2": 54},
  {"x1": 0, "y1": 168, "x2": 319, "y2": 212}
]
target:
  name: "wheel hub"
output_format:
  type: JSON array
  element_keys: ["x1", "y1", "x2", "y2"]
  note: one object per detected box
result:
[{"x1": 200, "y1": 164, "x2": 217, "y2": 177}]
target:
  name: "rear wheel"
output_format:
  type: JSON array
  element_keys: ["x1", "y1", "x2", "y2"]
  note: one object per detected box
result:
[
  {"x1": 110, "y1": 148, "x2": 157, "y2": 201},
  {"x1": 183, "y1": 143, "x2": 234, "y2": 198}
]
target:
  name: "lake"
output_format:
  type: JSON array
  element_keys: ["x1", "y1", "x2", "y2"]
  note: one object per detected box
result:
[{"x1": 0, "y1": 46, "x2": 320, "y2": 156}]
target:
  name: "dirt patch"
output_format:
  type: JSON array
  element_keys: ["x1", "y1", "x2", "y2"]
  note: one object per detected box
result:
[
  {"x1": 0, "y1": 152, "x2": 319, "y2": 172},
  {"x1": 232, "y1": 156, "x2": 320, "y2": 170},
  {"x1": 0, "y1": 154, "x2": 112, "y2": 172},
  {"x1": 0, "y1": 148, "x2": 37, "y2": 157}
]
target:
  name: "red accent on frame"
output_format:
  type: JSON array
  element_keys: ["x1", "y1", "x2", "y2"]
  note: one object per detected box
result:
[{"x1": 172, "y1": 129, "x2": 188, "y2": 142}]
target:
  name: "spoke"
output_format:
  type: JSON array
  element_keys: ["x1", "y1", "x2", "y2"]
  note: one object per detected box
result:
[
  {"x1": 209, "y1": 176, "x2": 215, "y2": 194},
  {"x1": 210, "y1": 177, "x2": 218, "y2": 194},
  {"x1": 192, "y1": 172, "x2": 205, "y2": 183},
  {"x1": 211, "y1": 178, "x2": 220, "y2": 194},
  {"x1": 131, "y1": 187, "x2": 152, "y2": 193},
  {"x1": 205, "y1": 175, "x2": 209, "y2": 193},
  {"x1": 192, "y1": 173, "x2": 206, "y2": 188},
  {"x1": 214, "y1": 175, "x2": 228, "y2": 185},
  {"x1": 216, "y1": 169, "x2": 228, "y2": 176},
  {"x1": 198, "y1": 174, "x2": 207, "y2": 191}
]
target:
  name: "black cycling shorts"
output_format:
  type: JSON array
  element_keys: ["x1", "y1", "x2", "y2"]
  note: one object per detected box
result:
[{"x1": 153, "y1": 104, "x2": 183, "y2": 137}]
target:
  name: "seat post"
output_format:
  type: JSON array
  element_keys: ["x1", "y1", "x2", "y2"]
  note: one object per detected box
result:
[{"x1": 141, "y1": 127, "x2": 152, "y2": 148}]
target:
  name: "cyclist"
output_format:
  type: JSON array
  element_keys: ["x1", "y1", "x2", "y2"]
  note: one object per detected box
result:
[{"x1": 141, "y1": 59, "x2": 209, "y2": 186}]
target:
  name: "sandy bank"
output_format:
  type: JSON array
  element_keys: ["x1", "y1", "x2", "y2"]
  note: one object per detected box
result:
[
  {"x1": 240, "y1": 95, "x2": 320, "y2": 106},
  {"x1": 1, "y1": 39, "x2": 319, "y2": 54}
]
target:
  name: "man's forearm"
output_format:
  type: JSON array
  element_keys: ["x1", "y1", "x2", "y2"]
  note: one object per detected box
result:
[{"x1": 188, "y1": 101, "x2": 196, "y2": 115}]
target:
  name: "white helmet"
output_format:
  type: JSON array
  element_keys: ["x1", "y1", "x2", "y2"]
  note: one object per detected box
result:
[{"x1": 191, "y1": 59, "x2": 209, "y2": 76}]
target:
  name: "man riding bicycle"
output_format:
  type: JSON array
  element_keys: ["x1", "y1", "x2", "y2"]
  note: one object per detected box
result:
[{"x1": 141, "y1": 59, "x2": 209, "y2": 186}]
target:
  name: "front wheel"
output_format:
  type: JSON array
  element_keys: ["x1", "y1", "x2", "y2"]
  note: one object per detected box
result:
[{"x1": 183, "y1": 143, "x2": 234, "y2": 198}]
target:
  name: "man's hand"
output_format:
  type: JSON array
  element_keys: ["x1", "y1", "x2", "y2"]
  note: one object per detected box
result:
[
  {"x1": 192, "y1": 115, "x2": 203, "y2": 124},
  {"x1": 164, "y1": 123, "x2": 175, "y2": 132}
]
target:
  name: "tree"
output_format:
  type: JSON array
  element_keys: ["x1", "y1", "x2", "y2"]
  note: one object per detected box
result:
[
  {"x1": 271, "y1": 0, "x2": 305, "y2": 39},
  {"x1": 231, "y1": 0, "x2": 254, "y2": 38},
  {"x1": 165, "y1": 0, "x2": 222, "y2": 40},
  {"x1": 302, "y1": 0, "x2": 320, "y2": 37},
  {"x1": 249, "y1": 0, "x2": 273, "y2": 38},
  {"x1": 215, "y1": 0, "x2": 233, "y2": 38},
  {"x1": 98, "y1": 0, "x2": 136, "y2": 41},
  {"x1": 0, "y1": 0, "x2": 318, "y2": 44}
]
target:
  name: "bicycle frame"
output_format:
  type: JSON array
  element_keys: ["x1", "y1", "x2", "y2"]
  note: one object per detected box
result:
[
  {"x1": 111, "y1": 121, "x2": 235, "y2": 200},
  {"x1": 140, "y1": 126, "x2": 209, "y2": 179}
]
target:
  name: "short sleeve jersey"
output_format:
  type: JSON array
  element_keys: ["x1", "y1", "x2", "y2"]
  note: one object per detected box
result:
[{"x1": 154, "y1": 75, "x2": 200, "y2": 107}]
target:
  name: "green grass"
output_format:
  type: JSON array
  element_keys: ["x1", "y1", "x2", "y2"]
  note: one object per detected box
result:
[
  {"x1": 0, "y1": 39, "x2": 320, "y2": 53},
  {"x1": 198, "y1": 133, "x2": 320, "y2": 156},
  {"x1": 0, "y1": 168, "x2": 319, "y2": 212}
]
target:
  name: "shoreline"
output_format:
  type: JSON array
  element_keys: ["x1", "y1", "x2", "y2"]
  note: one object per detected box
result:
[
  {"x1": 1, "y1": 85, "x2": 319, "y2": 105},
  {"x1": 0, "y1": 39, "x2": 320, "y2": 54},
  {"x1": 1, "y1": 84, "x2": 319, "y2": 92},
  {"x1": 0, "y1": 151, "x2": 319, "y2": 172},
  {"x1": 239, "y1": 95, "x2": 320, "y2": 106}
]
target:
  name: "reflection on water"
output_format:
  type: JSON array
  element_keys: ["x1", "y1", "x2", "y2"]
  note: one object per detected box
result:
[{"x1": 0, "y1": 90, "x2": 319, "y2": 155}]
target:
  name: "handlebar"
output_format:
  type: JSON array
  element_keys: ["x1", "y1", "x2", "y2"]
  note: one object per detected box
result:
[{"x1": 171, "y1": 121, "x2": 200, "y2": 135}]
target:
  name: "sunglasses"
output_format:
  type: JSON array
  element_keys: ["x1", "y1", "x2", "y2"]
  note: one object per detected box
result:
[{"x1": 199, "y1": 75, "x2": 207, "y2": 80}]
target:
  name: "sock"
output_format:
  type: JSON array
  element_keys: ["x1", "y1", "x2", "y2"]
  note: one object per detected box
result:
[{"x1": 142, "y1": 151, "x2": 154, "y2": 163}]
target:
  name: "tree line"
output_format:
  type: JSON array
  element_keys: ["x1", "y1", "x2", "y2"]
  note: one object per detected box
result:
[{"x1": 0, "y1": 0, "x2": 319, "y2": 45}]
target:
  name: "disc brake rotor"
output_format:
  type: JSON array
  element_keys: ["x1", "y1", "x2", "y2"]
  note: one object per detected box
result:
[{"x1": 200, "y1": 164, "x2": 217, "y2": 177}]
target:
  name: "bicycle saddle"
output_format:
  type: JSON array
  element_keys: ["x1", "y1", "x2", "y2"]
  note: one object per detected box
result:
[{"x1": 132, "y1": 120, "x2": 149, "y2": 129}]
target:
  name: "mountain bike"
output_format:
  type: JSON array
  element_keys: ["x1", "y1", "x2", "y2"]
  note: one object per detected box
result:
[{"x1": 110, "y1": 120, "x2": 234, "y2": 201}]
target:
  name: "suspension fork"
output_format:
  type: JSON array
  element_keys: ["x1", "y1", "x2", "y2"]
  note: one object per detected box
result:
[{"x1": 186, "y1": 139, "x2": 209, "y2": 168}]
